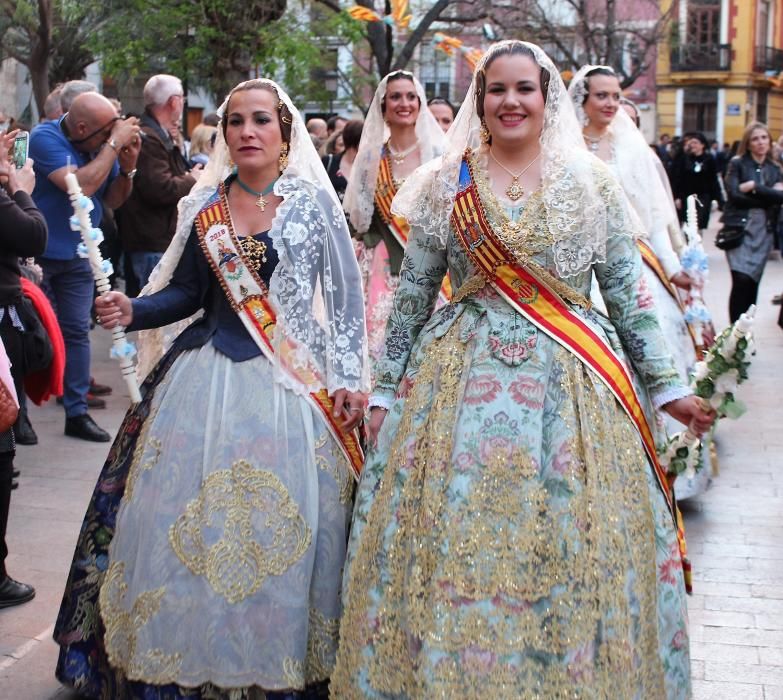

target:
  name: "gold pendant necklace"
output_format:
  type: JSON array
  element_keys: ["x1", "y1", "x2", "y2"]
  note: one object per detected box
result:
[
  {"x1": 236, "y1": 175, "x2": 278, "y2": 212},
  {"x1": 488, "y1": 149, "x2": 539, "y2": 202}
]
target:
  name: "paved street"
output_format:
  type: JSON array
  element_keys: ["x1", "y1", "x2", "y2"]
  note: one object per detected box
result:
[{"x1": 0, "y1": 228, "x2": 781, "y2": 699}]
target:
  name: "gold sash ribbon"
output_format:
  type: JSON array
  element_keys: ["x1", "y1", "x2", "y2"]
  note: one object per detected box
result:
[
  {"x1": 375, "y1": 150, "x2": 453, "y2": 303},
  {"x1": 450, "y1": 159, "x2": 675, "y2": 518},
  {"x1": 195, "y1": 185, "x2": 364, "y2": 480}
]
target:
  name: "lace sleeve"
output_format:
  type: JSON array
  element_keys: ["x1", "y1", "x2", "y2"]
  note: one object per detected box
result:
[
  {"x1": 372, "y1": 220, "x2": 449, "y2": 400},
  {"x1": 594, "y1": 181, "x2": 683, "y2": 401},
  {"x1": 269, "y1": 180, "x2": 370, "y2": 396}
]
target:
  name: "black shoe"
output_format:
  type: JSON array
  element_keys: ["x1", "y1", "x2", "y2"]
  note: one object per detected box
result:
[
  {"x1": 56, "y1": 393, "x2": 106, "y2": 409},
  {"x1": 89, "y1": 378, "x2": 113, "y2": 396},
  {"x1": 0, "y1": 576, "x2": 35, "y2": 608},
  {"x1": 64, "y1": 414, "x2": 111, "y2": 442},
  {"x1": 12, "y1": 469, "x2": 19, "y2": 478},
  {"x1": 14, "y1": 412, "x2": 38, "y2": 445}
]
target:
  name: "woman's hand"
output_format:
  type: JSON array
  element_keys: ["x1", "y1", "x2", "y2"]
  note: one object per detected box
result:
[
  {"x1": 739, "y1": 180, "x2": 756, "y2": 193},
  {"x1": 701, "y1": 322, "x2": 716, "y2": 348},
  {"x1": 670, "y1": 271, "x2": 692, "y2": 291},
  {"x1": 663, "y1": 395, "x2": 716, "y2": 437},
  {"x1": 331, "y1": 389, "x2": 368, "y2": 431},
  {"x1": 7, "y1": 159, "x2": 35, "y2": 195},
  {"x1": 95, "y1": 291, "x2": 133, "y2": 329},
  {"x1": 366, "y1": 407, "x2": 388, "y2": 447}
]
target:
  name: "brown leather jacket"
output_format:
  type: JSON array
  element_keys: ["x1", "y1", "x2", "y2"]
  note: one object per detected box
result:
[{"x1": 117, "y1": 111, "x2": 196, "y2": 253}]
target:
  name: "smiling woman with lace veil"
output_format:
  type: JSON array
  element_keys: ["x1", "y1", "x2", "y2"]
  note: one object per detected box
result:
[
  {"x1": 331, "y1": 41, "x2": 715, "y2": 698},
  {"x1": 53, "y1": 79, "x2": 369, "y2": 699},
  {"x1": 342, "y1": 70, "x2": 446, "y2": 371},
  {"x1": 569, "y1": 65, "x2": 715, "y2": 506}
]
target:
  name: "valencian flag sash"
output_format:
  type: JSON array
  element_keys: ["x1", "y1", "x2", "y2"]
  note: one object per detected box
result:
[
  {"x1": 636, "y1": 239, "x2": 701, "y2": 356},
  {"x1": 195, "y1": 185, "x2": 364, "y2": 480},
  {"x1": 450, "y1": 157, "x2": 675, "y2": 519},
  {"x1": 375, "y1": 148, "x2": 453, "y2": 303}
]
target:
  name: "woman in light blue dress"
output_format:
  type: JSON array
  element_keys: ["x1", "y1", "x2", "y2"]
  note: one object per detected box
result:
[{"x1": 332, "y1": 41, "x2": 714, "y2": 699}]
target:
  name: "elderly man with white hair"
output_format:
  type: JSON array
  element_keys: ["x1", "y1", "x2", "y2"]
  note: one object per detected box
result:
[{"x1": 117, "y1": 74, "x2": 200, "y2": 290}]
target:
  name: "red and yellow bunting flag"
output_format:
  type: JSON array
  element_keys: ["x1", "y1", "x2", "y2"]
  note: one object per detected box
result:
[
  {"x1": 347, "y1": 6, "x2": 382, "y2": 23},
  {"x1": 433, "y1": 32, "x2": 483, "y2": 71}
]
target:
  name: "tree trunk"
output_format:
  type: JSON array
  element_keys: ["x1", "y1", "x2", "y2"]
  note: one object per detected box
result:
[{"x1": 28, "y1": 49, "x2": 50, "y2": 115}]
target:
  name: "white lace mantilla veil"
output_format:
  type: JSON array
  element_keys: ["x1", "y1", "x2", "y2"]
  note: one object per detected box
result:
[
  {"x1": 135, "y1": 78, "x2": 370, "y2": 396},
  {"x1": 568, "y1": 65, "x2": 683, "y2": 251},
  {"x1": 391, "y1": 41, "x2": 635, "y2": 278},
  {"x1": 342, "y1": 72, "x2": 446, "y2": 234}
]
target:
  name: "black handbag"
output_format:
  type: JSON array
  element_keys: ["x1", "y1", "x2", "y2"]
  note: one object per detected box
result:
[
  {"x1": 715, "y1": 225, "x2": 746, "y2": 250},
  {"x1": 18, "y1": 297, "x2": 53, "y2": 374}
]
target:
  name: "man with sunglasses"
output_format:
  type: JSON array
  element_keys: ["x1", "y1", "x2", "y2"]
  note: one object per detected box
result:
[{"x1": 29, "y1": 92, "x2": 141, "y2": 442}]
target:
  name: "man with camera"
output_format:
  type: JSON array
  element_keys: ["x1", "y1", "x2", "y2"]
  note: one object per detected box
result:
[{"x1": 30, "y1": 92, "x2": 141, "y2": 442}]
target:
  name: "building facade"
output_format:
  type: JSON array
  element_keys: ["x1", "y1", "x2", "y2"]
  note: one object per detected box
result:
[{"x1": 657, "y1": 0, "x2": 783, "y2": 145}]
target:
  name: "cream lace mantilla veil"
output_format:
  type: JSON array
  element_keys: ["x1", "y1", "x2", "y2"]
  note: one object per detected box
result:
[
  {"x1": 568, "y1": 65, "x2": 682, "y2": 250},
  {"x1": 342, "y1": 72, "x2": 446, "y2": 234},
  {"x1": 135, "y1": 79, "x2": 370, "y2": 397},
  {"x1": 391, "y1": 41, "x2": 641, "y2": 278}
]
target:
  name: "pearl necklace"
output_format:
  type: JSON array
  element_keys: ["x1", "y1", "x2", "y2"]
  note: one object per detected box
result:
[
  {"x1": 488, "y1": 149, "x2": 540, "y2": 202},
  {"x1": 387, "y1": 139, "x2": 419, "y2": 165},
  {"x1": 583, "y1": 132, "x2": 607, "y2": 153}
]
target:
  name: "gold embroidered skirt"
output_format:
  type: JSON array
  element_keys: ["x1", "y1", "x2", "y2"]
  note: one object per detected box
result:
[
  {"x1": 333, "y1": 319, "x2": 687, "y2": 699},
  {"x1": 98, "y1": 342, "x2": 354, "y2": 690}
]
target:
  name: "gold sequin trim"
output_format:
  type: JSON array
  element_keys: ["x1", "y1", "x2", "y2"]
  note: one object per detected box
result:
[
  {"x1": 169, "y1": 460, "x2": 311, "y2": 604},
  {"x1": 124, "y1": 407, "x2": 161, "y2": 501},
  {"x1": 314, "y1": 432, "x2": 354, "y2": 505},
  {"x1": 99, "y1": 561, "x2": 183, "y2": 683}
]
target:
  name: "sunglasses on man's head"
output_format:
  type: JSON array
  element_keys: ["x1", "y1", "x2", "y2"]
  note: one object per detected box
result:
[{"x1": 69, "y1": 116, "x2": 120, "y2": 145}]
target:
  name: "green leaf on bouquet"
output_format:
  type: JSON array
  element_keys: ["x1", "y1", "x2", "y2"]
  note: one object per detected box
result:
[{"x1": 723, "y1": 400, "x2": 747, "y2": 420}]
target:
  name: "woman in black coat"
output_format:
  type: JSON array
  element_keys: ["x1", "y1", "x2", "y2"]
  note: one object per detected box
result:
[
  {"x1": 0, "y1": 130, "x2": 47, "y2": 608},
  {"x1": 722, "y1": 121, "x2": 783, "y2": 321},
  {"x1": 672, "y1": 132, "x2": 725, "y2": 230}
]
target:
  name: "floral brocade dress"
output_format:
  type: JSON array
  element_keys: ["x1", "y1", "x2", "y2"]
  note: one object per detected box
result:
[{"x1": 332, "y1": 161, "x2": 691, "y2": 699}]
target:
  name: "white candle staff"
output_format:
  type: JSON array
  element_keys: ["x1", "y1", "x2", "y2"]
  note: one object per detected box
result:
[
  {"x1": 680, "y1": 194, "x2": 711, "y2": 353},
  {"x1": 65, "y1": 172, "x2": 142, "y2": 404}
]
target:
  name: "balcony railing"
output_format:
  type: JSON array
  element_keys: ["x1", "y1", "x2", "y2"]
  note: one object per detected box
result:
[
  {"x1": 754, "y1": 46, "x2": 783, "y2": 73},
  {"x1": 670, "y1": 44, "x2": 731, "y2": 72}
]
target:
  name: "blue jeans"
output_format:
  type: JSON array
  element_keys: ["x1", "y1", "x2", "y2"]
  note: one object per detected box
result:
[
  {"x1": 130, "y1": 252, "x2": 163, "y2": 291},
  {"x1": 38, "y1": 257, "x2": 94, "y2": 418}
]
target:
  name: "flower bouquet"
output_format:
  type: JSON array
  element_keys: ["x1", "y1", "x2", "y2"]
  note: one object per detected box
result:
[{"x1": 659, "y1": 305, "x2": 755, "y2": 478}]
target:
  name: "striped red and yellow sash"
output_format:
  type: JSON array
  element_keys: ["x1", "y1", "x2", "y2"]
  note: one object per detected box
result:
[
  {"x1": 374, "y1": 149, "x2": 452, "y2": 302},
  {"x1": 637, "y1": 239, "x2": 701, "y2": 357},
  {"x1": 195, "y1": 185, "x2": 364, "y2": 480},
  {"x1": 450, "y1": 159, "x2": 674, "y2": 517}
]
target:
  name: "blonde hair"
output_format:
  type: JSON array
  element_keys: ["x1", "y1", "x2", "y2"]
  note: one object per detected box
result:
[
  {"x1": 190, "y1": 124, "x2": 217, "y2": 158},
  {"x1": 737, "y1": 121, "x2": 772, "y2": 159}
]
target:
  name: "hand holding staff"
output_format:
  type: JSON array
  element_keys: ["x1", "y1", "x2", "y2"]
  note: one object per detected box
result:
[{"x1": 65, "y1": 172, "x2": 142, "y2": 404}]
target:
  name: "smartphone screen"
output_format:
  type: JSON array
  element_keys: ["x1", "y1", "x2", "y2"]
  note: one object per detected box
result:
[{"x1": 12, "y1": 131, "x2": 28, "y2": 169}]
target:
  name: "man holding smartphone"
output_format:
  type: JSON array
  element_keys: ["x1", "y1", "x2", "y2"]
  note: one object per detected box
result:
[{"x1": 30, "y1": 92, "x2": 141, "y2": 442}]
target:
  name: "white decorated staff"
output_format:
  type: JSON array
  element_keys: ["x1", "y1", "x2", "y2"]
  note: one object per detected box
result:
[{"x1": 65, "y1": 172, "x2": 142, "y2": 404}]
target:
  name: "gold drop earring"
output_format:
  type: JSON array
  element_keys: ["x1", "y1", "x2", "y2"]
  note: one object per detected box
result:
[
  {"x1": 479, "y1": 119, "x2": 490, "y2": 144},
  {"x1": 279, "y1": 142, "x2": 289, "y2": 173}
]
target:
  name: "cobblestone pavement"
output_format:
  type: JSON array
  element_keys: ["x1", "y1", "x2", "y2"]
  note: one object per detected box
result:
[{"x1": 0, "y1": 228, "x2": 780, "y2": 699}]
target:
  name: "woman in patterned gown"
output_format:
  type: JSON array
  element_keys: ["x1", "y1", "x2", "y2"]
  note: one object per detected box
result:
[
  {"x1": 332, "y1": 41, "x2": 714, "y2": 699},
  {"x1": 53, "y1": 79, "x2": 369, "y2": 699},
  {"x1": 568, "y1": 66, "x2": 714, "y2": 501},
  {"x1": 343, "y1": 71, "x2": 446, "y2": 370}
]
